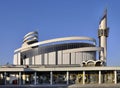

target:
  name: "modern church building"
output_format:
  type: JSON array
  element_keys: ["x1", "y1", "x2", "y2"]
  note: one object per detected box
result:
[{"x1": 0, "y1": 10, "x2": 120, "y2": 86}]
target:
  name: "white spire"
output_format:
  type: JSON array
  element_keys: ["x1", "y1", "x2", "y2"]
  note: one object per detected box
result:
[
  {"x1": 99, "y1": 9, "x2": 107, "y2": 30},
  {"x1": 98, "y1": 9, "x2": 109, "y2": 65}
]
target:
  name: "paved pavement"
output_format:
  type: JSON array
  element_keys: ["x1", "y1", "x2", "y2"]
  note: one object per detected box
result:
[
  {"x1": 69, "y1": 84, "x2": 120, "y2": 88},
  {"x1": 0, "y1": 84, "x2": 120, "y2": 88}
]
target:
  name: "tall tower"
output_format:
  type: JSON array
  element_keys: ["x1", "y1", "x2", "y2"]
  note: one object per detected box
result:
[{"x1": 98, "y1": 9, "x2": 109, "y2": 65}]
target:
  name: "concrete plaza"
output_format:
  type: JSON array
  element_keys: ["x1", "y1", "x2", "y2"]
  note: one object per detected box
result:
[{"x1": 0, "y1": 84, "x2": 120, "y2": 88}]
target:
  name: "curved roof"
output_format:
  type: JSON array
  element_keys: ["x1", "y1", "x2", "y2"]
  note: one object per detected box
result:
[
  {"x1": 63, "y1": 47, "x2": 104, "y2": 53},
  {"x1": 23, "y1": 31, "x2": 38, "y2": 43},
  {"x1": 24, "y1": 31, "x2": 38, "y2": 39},
  {"x1": 37, "y1": 43, "x2": 95, "y2": 54},
  {"x1": 14, "y1": 36, "x2": 96, "y2": 53}
]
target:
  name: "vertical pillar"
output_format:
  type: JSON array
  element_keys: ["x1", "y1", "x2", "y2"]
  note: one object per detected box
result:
[
  {"x1": 66, "y1": 71, "x2": 69, "y2": 85},
  {"x1": 22, "y1": 74, "x2": 25, "y2": 85},
  {"x1": 83, "y1": 71, "x2": 85, "y2": 85},
  {"x1": 114, "y1": 70, "x2": 117, "y2": 84},
  {"x1": 50, "y1": 71, "x2": 53, "y2": 85},
  {"x1": 34, "y1": 72, "x2": 37, "y2": 85},
  {"x1": 4, "y1": 72, "x2": 6, "y2": 85},
  {"x1": 99, "y1": 71, "x2": 101, "y2": 84},
  {"x1": 19, "y1": 72, "x2": 21, "y2": 85}
]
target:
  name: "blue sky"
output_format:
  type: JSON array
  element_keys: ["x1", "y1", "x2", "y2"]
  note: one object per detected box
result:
[{"x1": 0, "y1": 0, "x2": 120, "y2": 66}]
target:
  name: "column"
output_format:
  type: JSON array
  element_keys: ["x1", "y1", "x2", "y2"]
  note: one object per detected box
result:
[
  {"x1": 4, "y1": 72, "x2": 6, "y2": 85},
  {"x1": 22, "y1": 74, "x2": 25, "y2": 85},
  {"x1": 66, "y1": 71, "x2": 69, "y2": 85},
  {"x1": 99, "y1": 71, "x2": 101, "y2": 84},
  {"x1": 34, "y1": 72, "x2": 37, "y2": 85},
  {"x1": 19, "y1": 72, "x2": 21, "y2": 85},
  {"x1": 114, "y1": 70, "x2": 117, "y2": 84},
  {"x1": 83, "y1": 71, "x2": 85, "y2": 85},
  {"x1": 50, "y1": 71, "x2": 53, "y2": 85}
]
